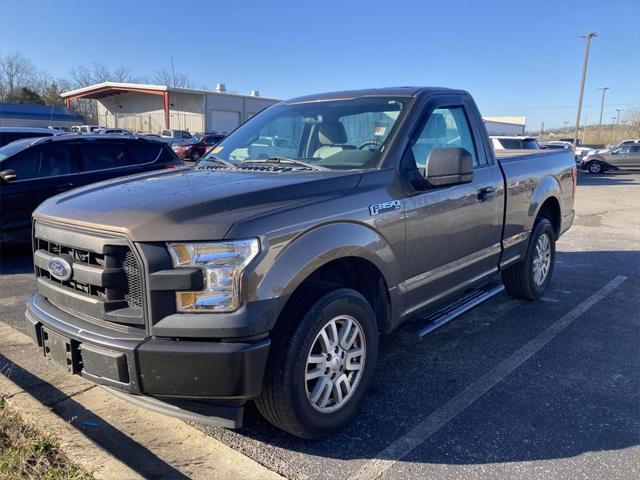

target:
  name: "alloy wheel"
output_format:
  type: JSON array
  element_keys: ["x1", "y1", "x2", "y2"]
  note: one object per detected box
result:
[{"x1": 305, "y1": 315, "x2": 366, "y2": 413}]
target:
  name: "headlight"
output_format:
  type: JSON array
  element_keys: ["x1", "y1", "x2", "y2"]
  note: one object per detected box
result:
[{"x1": 167, "y1": 239, "x2": 260, "y2": 312}]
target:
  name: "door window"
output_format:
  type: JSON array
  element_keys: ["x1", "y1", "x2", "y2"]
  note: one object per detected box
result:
[
  {"x1": 410, "y1": 107, "x2": 478, "y2": 172},
  {"x1": 79, "y1": 143, "x2": 131, "y2": 171},
  {"x1": 2, "y1": 144, "x2": 76, "y2": 180},
  {"x1": 127, "y1": 143, "x2": 163, "y2": 164}
]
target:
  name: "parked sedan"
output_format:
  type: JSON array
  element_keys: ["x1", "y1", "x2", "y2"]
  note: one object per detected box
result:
[
  {"x1": 581, "y1": 143, "x2": 640, "y2": 173},
  {"x1": 171, "y1": 133, "x2": 225, "y2": 161},
  {"x1": 0, "y1": 136, "x2": 184, "y2": 245}
]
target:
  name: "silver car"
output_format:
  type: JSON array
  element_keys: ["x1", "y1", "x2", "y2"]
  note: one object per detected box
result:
[{"x1": 583, "y1": 143, "x2": 640, "y2": 174}]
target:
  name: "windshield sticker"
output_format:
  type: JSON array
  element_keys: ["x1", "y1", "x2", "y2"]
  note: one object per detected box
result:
[{"x1": 374, "y1": 126, "x2": 386, "y2": 136}]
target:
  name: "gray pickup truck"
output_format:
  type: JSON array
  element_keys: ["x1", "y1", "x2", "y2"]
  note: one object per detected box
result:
[{"x1": 26, "y1": 87, "x2": 576, "y2": 438}]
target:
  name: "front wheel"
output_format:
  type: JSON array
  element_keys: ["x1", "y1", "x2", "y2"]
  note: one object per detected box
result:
[
  {"x1": 191, "y1": 150, "x2": 202, "y2": 161},
  {"x1": 256, "y1": 288, "x2": 378, "y2": 438},
  {"x1": 588, "y1": 160, "x2": 603, "y2": 174},
  {"x1": 502, "y1": 218, "x2": 556, "y2": 299}
]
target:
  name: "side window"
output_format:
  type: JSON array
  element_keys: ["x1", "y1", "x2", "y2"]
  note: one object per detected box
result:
[
  {"x1": 127, "y1": 143, "x2": 162, "y2": 164},
  {"x1": 3, "y1": 144, "x2": 75, "y2": 180},
  {"x1": 410, "y1": 107, "x2": 478, "y2": 172},
  {"x1": 161, "y1": 130, "x2": 171, "y2": 137},
  {"x1": 181, "y1": 132, "x2": 192, "y2": 139},
  {"x1": 630, "y1": 145, "x2": 640, "y2": 153},
  {"x1": 3, "y1": 148, "x2": 40, "y2": 180},
  {"x1": 79, "y1": 143, "x2": 131, "y2": 171}
]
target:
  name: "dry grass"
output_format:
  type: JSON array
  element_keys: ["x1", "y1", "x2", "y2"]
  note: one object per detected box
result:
[{"x1": 0, "y1": 397, "x2": 91, "y2": 479}]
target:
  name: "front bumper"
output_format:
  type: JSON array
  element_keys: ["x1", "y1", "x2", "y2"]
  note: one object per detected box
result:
[{"x1": 26, "y1": 292, "x2": 270, "y2": 427}]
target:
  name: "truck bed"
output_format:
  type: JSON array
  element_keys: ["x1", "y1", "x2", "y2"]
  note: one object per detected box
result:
[{"x1": 496, "y1": 149, "x2": 576, "y2": 267}]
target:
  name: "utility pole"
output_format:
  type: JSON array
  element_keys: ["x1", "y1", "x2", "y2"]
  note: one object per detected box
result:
[
  {"x1": 573, "y1": 32, "x2": 598, "y2": 147},
  {"x1": 170, "y1": 56, "x2": 177, "y2": 88},
  {"x1": 563, "y1": 121, "x2": 569, "y2": 133}
]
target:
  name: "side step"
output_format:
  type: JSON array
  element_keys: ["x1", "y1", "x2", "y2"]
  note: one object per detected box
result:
[{"x1": 402, "y1": 282, "x2": 505, "y2": 340}]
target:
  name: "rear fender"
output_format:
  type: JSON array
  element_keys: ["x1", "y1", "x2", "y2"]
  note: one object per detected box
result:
[{"x1": 527, "y1": 175, "x2": 561, "y2": 231}]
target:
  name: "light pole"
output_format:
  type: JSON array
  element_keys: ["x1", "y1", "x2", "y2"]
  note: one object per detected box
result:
[
  {"x1": 612, "y1": 116, "x2": 617, "y2": 143},
  {"x1": 574, "y1": 32, "x2": 598, "y2": 147},
  {"x1": 598, "y1": 87, "x2": 609, "y2": 136},
  {"x1": 614, "y1": 109, "x2": 623, "y2": 142},
  {"x1": 563, "y1": 121, "x2": 569, "y2": 134}
]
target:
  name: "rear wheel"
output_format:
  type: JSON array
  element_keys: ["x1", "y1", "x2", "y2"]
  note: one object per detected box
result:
[
  {"x1": 588, "y1": 160, "x2": 603, "y2": 174},
  {"x1": 192, "y1": 150, "x2": 202, "y2": 161},
  {"x1": 256, "y1": 288, "x2": 378, "y2": 438},
  {"x1": 502, "y1": 218, "x2": 556, "y2": 299}
]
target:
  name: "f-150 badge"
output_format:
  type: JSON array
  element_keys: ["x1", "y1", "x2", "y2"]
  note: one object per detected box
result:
[{"x1": 369, "y1": 200, "x2": 401, "y2": 216}]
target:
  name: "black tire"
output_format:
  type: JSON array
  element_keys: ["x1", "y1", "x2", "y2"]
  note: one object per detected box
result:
[
  {"x1": 588, "y1": 160, "x2": 604, "y2": 174},
  {"x1": 502, "y1": 218, "x2": 556, "y2": 300},
  {"x1": 191, "y1": 151, "x2": 201, "y2": 161},
  {"x1": 256, "y1": 288, "x2": 378, "y2": 439}
]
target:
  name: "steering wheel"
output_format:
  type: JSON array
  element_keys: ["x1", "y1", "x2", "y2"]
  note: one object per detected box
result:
[{"x1": 357, "y1": 140, "x2": 382, "y2": 150}]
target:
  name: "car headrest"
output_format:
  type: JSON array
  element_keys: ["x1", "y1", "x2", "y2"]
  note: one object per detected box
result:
[{"x1": 318, "y1": 121, "x2": 348, "y2": 145}]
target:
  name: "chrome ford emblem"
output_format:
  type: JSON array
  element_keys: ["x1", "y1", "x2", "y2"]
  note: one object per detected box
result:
[{"x1": 48, "y1": 257, "x2": 73, "y2": 281}]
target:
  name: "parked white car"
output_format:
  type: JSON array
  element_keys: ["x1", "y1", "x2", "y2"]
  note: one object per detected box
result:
[
  {"x1": 158, "y1": 129, "x2": 192, "y2": 144},
  {"x1": 491, "y1": 136, "x2": 540, "y2": 150},
  {"x1": 248, "y1": 136, "x2": 298, "y2": 159},
  {"x1": 94, "y1": 128, "x2": 133, "y2": 135}
]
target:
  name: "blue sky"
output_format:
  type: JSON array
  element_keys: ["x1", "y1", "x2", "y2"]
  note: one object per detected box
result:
[{"x1": 1, "y1": 0, "x2": 638, "y2": 129}]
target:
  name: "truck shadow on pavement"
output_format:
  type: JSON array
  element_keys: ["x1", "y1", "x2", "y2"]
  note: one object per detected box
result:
[
  {"x1": 0, "y1": 353, "x2": 189, "y2": 480},
  {"x1": 200, "y1": 250, "x2": 639, "y2": 477}
]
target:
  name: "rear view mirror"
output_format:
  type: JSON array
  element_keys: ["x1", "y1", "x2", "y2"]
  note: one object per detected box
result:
[
  {"x1": 425, "y1": 148, "x2": 473, "y2": 187},
  {"x1": 0, "y1": 169, "x2": 17, "y2": 183}
]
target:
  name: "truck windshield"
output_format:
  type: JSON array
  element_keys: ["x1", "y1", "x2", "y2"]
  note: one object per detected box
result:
[{"x1": 198, "y1": 97, "x2": 408, "y2": 171}]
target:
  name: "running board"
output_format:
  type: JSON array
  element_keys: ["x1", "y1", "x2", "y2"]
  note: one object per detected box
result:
[{"x1": 402, "y1": 282, "x2": 505, "y2": 340}]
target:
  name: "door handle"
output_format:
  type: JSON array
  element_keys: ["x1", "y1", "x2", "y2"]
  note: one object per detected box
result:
[{"x1": 477, "y1": 187, "x2": 496, "y2": 202}]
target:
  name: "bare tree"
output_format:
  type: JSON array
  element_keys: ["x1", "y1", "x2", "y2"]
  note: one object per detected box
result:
[
  {"x1": 68, "y1": 63, "x2": 137, "y2": 88},
  {"x1": 153, "y1": 67, "x2": 194, "y2": 88},
  {"x1": 0, "y1": 53, "x2": 36, "y2": 99},
  {"x1": 627, "y1": 109, "x2": 640, "y2": 138}
]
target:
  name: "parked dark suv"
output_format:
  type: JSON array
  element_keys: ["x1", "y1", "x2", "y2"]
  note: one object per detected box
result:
[{"x1": 0, "y1": 136, "x2": 183, "y2": 245}]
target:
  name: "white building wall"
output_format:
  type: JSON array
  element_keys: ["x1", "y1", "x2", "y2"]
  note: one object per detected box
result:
[
  {"x1": 97, "y1": 91, "x2": 205, "y2": 133},
  {"x1": 205, "y1": 93, "x2": 279, "y2": 133},
  {"x1": 94, "y1": 90, "x2": 279, "y2": 135}
]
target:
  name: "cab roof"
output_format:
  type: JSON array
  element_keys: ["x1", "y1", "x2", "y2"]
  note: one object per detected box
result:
[{"x1": 283, "y1": 86, "x2": 466, "y2": 104}]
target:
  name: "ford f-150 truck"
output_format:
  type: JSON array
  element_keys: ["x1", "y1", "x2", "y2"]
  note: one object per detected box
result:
[{"x1": 26, "y1": 87, "x2": 576, "y2": 438}]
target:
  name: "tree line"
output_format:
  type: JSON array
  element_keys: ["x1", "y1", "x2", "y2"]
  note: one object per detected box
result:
[{"x1": 0, "y1": 52, "x2": 195, "y2": 106}]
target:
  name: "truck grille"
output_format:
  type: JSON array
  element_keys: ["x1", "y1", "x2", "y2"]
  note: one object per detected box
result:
[{"x1": 33, "y1": 222, "x2": 145, "y2": 330}]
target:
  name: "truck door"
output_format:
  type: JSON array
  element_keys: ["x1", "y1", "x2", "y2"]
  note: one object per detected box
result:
[{"x1": 402, "y1": 97, "x2": 504, "y2": 315}]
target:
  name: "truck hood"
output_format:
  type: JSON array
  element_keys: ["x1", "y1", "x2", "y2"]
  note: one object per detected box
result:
[{"x1": 34, "y1": 167, "x2": 362, "y2": 241}]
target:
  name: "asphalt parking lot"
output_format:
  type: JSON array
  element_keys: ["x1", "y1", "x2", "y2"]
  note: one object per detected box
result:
[{"x1": 0, "y1": 170, "x2": 638, "y2": 480}]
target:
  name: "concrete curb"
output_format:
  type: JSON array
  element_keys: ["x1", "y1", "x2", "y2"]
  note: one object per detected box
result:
[{"x1": 0, "y1": 373, "x2": 144, "y2": 480}]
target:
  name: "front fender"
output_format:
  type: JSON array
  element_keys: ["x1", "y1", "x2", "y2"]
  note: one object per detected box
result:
[{"x1": 252, "y1": 222, "x2": 400, "y2": 302}]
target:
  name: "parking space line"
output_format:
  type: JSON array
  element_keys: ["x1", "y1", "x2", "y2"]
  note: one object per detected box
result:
[{"x1": 351, "y1": 275, "x2": 627, "y2": 480}]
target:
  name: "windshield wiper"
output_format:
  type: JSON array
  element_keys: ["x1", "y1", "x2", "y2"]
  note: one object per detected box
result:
[{"x1": 242, "y1": 157, "x2": 329, "y2": 171}]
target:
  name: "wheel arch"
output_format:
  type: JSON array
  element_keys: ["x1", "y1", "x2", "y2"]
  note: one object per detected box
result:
[{"x1": 253, "y1": 223, "x2": 400, "y2": 333}]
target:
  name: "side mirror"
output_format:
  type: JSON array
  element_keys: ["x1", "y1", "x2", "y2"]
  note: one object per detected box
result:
[
  {"x1": 424, "y1": 148, "x2": 473, "y2": 187},
  {"x1": 0, "y1": 169, "x2": 17, "y2": 183}
]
